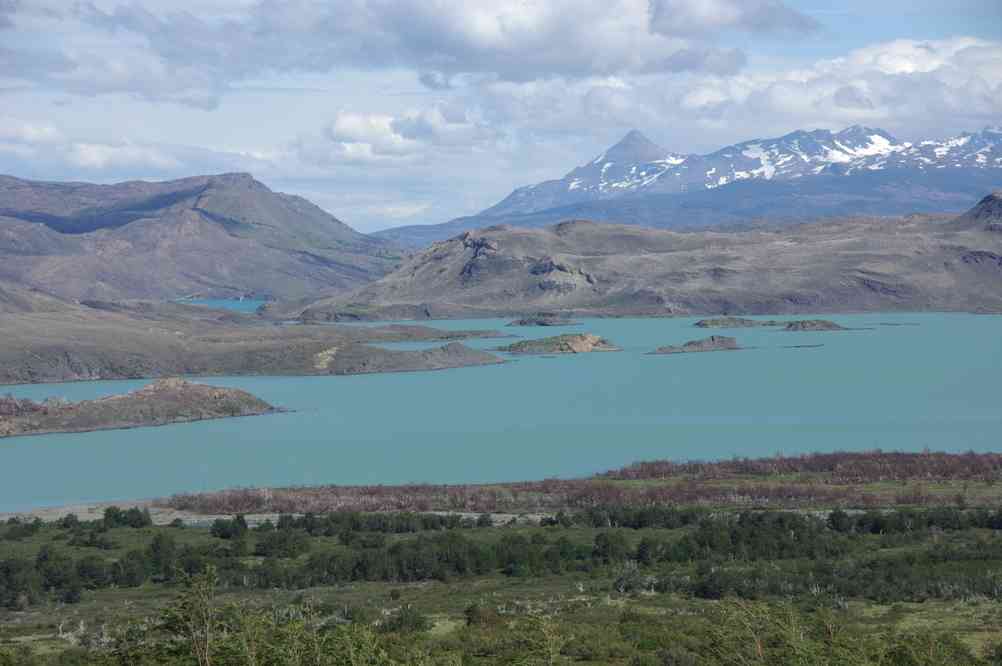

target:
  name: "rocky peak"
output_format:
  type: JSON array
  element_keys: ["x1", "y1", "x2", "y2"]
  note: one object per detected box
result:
[{"x1": 601, "y1": 130, "x2": 669, "y2": 164}]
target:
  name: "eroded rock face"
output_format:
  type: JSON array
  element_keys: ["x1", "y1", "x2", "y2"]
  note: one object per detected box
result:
[
  {"x1": 497, "y1": 333, "x2": 620, "y2": 354},
  {"x1": 651, "y1": 335, "x2": 739, "y2": 355}
]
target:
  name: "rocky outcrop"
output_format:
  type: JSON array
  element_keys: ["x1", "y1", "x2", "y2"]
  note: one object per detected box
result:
[
  {"x1": 953, "y1": 191, "x2": 1002, "y2": 232},
  {"x1": 497, "y1": 333, "x2": 620, "y2": 354},
  {"x1": 322, "y1": 342, "x2": 503, "y2": 375},
  {"x1": 651, "y1": 336, "x2": 739, "y2": 355},
  {"x1": 784, "y1": 320, "x2": 846, "y2": 331},
  {"x1": 0, "y1": 379, "x2": 275, "y2": 438}
]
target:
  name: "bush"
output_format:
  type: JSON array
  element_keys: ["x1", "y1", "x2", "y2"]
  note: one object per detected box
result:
[
  {"x1": 254, "y1": 529, "x2": 311, "y2": 558},
  {"x1": 464, "y1": 601, "x2": 503, "y2": 627},
  {"x1": 379, "y1": 604, "x2": 431, "y2": 634}
]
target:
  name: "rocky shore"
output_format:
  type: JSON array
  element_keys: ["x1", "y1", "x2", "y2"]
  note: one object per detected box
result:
[{"x1": 0, "y1": 294, "x2": 509, "y2": 385}]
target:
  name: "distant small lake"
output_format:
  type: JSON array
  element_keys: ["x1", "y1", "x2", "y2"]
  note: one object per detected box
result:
[
  {"x1": 1, "y1": 313, "x2": 1001, "y2": 512},
  {"x1": 177, "y1": 298, "x2": 268, "y2": 313}
]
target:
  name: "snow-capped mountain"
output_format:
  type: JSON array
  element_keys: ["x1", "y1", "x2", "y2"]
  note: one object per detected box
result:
[
  {"x1": 484, "y1": 126, "x2": 1002, "y2": 217},
  {"x1": 374, "y1": 125, "x2": 1002, "y2": 248}
]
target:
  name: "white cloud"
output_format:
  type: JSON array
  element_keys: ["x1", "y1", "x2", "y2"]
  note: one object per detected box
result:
[
  {"x1": 714, "y1": 38, "x2": 1002, "y2": 135},
  {"x1": 466, "y1": 37, "x2": 1002, "y2": 148},
  {"x1": 0, "y1": 0, "x2": 819, "y2": 107},
  {"x1": 0, "y1": 117, "x2": 63, "y2": 144},
  {"x1": 1, "y1": 2, "x2": 1000, "y2": 236},
  {"x1": 326, "y1": 112, "x2": 419, "y2": 157},
  {"x1": 649, "y1": 0, "x2": 819, "y2": 35},
  {"x1": 67, "y1": 142, "x2": 182, "y2": 170}
]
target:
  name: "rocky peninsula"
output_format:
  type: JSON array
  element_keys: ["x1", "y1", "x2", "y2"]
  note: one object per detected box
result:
[
  {"x1": 497, "y1": 333, "x2": 620, "y2": 354},
  {"x1": 651, "y1": 335, "x2": 740, "y2": 355},
  {"x1": 0, "y1": 379, "x2": 276, "y2": 438},
  {"x1": 0, "y1": 290, "x2": 509, "y2": 385}
]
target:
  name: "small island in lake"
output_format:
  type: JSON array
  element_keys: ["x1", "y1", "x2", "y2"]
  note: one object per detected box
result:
[
  {"x1": 0, "y1": 378, "x2": 277, "y2": 438},
  {"x1": 695, "y1": 317, "x2": 848, "y2": 331},
  {"x1": 497, "y1": 333, "x2": 620, "y2": 354},
  {"x1": 694, "y1": 317, "x2": 781, "y2": 328},
  {"x1": 784, "y1": 319, "x2": 847, "y2": 331},
  {"x1": 650, "y1": 335, "x2": 740, "y2": 355},
  {"x1": 506, "y1": 315, "x2": 580, "y2": 327}
]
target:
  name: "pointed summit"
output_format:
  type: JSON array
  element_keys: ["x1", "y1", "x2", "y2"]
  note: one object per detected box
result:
[{"x1": 602, "y1": 129, "x2": 668, "y2": 164}]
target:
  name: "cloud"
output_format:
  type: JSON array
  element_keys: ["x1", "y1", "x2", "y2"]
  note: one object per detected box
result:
[
  {"x1": 325, "y1": 112, "x2": 420, "y2": 158},
  {"x1": 418, "y1": 71, "x2": 453, "y2": 90},
  {"x1": 294, "y1": 104, "x2": 504, "y2": 170},
  {"x1": 0, "y1": 0, "x2": 17, "y2": 29},
  {"x1": 721, "y1": 38, "x2": 1002, "y2": 135},
  {"x1": 0, "y1": 115, "x2": 271, "y2": 180},
  {"x1": 0, "y1": 0, "x2": 787, "y2": 107},
  {"x1": 0, "y1": 116, "x2": 63, "y2": 144},
  {"x1": 649, "y1": 0, "x2": 820, "y2": 36},
  {"x1": 2, "y1": 9, "x2": 1000, "y2": 235},
  {"x1": 391, "y1": 105, "x2": 499, "y2": 147},
  {"x1": 66, "y1": 142, "x2": 182, "y2": 170},
  {"x1": 0, "y1": 46, "x2": 74, "y2": 80},
  {"x1": 470, "y1": 37, "x2": 1002, "y2": 147}
]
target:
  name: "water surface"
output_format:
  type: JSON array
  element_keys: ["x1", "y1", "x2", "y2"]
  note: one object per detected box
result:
[
  {"x1": 176, "y1": 298, "x2": 268, "y2": 313},
  {"x1": 1, "y1": 313, "x2": 1000, "y2": 511}
]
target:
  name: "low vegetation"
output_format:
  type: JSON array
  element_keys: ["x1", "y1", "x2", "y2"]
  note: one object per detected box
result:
[
  {"x1": 1, "y1": 451, "x2": 1002, "y2": 663},
  {"x1": 161, "y1": 450, "x2": 1002, "y2": 516}
]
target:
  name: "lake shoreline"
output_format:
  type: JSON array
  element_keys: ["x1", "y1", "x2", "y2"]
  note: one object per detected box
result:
[
  {"x1": 2, "y1": 313, "x2": 1000, "y2": 512},
  {"x1": 6, "y1": 449, "x2": 1002, "y2": 525}
]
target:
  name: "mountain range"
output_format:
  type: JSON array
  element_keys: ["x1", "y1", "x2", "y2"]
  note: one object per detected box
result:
[
  {"x1": 0, "y1": 173, "x2": 400, "y2": 301},
  {"x1": 375, "y1": 126, "x2": 1002, "y2": 247}
]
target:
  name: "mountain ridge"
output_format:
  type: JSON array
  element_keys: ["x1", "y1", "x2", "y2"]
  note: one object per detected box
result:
[
  {"x1": 0, "y1": 173, "x2": 401, "y2": 301},
  {"x1": 301, "y1": 195, "x2": 1002, "y2": 319}
]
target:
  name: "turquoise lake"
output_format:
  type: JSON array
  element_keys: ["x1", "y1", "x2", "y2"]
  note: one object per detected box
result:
[
  {"x1": 176, "y1": 298, "x2": 268, "y2": 313},
  {"x1": 1, "y1": 313, "x2": 1000, "y2": 512}
]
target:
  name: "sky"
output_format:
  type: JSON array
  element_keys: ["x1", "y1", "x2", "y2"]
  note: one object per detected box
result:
[{"x1": 1, "y1": 1, "x2": 1001, "y2": 232}]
